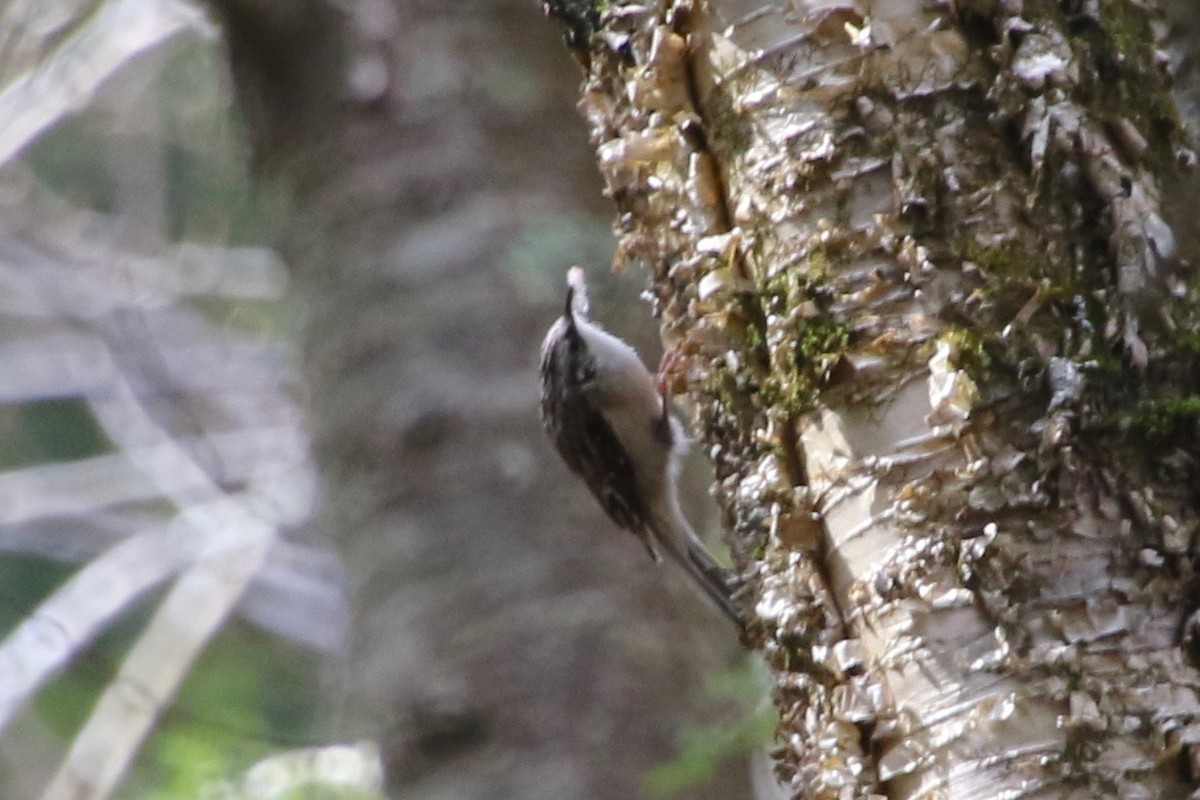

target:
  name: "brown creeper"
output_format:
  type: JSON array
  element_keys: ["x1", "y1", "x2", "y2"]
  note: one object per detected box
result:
[{"x1": 539, "y1": 267, "x2": 740, "y2": 629}]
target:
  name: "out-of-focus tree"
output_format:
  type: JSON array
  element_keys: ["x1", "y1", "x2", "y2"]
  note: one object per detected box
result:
[{"x1": 202, "y1": 0, "x2": 758, "y2": 798}]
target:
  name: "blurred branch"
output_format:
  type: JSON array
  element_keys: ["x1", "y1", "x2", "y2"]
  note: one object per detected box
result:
[
  {"x1": 40, "y1": 535, "x2": 273, "y2": 800},
  {"x1": 0, "y1": 0, "x2": 209, "y2": 167},
  {"x1": 0, "y1": 516, "x2": 200, "y2": 732},
  {"x1": 38, "y1": 375, "x2": 279, "y2": 800},
  {"x1": 0, "y1": 427, "x2": 304, "y2": 530}
]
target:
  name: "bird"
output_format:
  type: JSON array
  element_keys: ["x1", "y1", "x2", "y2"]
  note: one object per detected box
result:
[{"x1": 539, "y1": 267, "x2": 741, "y2": 629}]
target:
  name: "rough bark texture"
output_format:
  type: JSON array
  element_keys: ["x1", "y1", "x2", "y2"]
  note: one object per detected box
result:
[
  {"x1": 204, "y1": 1, "x2": 749, "y2": 798},
  {"x1": 552, "y1": 0, "x2": 1200, "y2": 796}
]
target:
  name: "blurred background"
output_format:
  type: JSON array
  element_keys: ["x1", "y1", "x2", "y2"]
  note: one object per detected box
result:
[{"x1": 0, "y1": 1, "x2": 768, "y2": 798}]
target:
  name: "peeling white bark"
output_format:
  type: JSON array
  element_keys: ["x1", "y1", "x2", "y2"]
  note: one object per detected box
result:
[{"x1": 569, "y1": 0, "x2": 1200, "y2": 796}]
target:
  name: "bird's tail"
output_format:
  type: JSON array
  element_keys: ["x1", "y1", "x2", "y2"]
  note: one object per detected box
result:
[
  {"x1": 651, "y1": 509, "x2": 743, "y2": 632},
  {"x1": 683, "y1": 540, "x2": 742, "y2": 630}
]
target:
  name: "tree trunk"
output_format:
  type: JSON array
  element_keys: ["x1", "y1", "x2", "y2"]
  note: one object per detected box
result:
[
  {"x1": 204, "y1": 1, "x2": 750, "y2": 798},
  {"x1": 548, "y1": 0, "x2": 1200, "y2": 796}
]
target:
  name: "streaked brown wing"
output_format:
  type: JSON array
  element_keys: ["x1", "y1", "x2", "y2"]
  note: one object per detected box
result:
[{"x1": 540, "y1": 335, "x2": 657, "y2": 559}]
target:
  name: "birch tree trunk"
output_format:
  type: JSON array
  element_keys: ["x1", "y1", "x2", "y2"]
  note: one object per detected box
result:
[{"x1": 547, "y1": 0, "x2": 1200, "y2": 796}]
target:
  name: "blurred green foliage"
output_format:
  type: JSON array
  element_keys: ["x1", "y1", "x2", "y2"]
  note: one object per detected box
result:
[
  {"x1": 643, "y1": 656, "x2": 776, "y2": 798},
  {"x1": 142, "y1": 625, "x2": 320, "y2": 799},
  {"x1": 0, "y1": 399, "x2": 110, "y2": 470}
]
